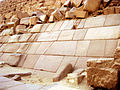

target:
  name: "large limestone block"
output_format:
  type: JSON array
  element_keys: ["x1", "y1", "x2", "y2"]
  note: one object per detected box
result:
[
  {"x1": 84, "y1": 15, "x2": 106, "y2": 28},
  {"x1": 29, "y1": 16, "x2": 38, "y2": 25},
  {"x1": 85, "y1": 26, "x2": 120, "y2": 40},
  {"x1": 0, "y1": 28, "x2": 14, "y2": 36},
  {"x1": 16, "y1": 25, "x2": 27, "y2": 34},
  {"x1": 30, "y1": 24, "x2": 43, "y2": 33},
  {"x1": 20, "y1": 17, "x2": 30, "y2": 25},
  {"x1": 87, "y1": 67, "x2": 118, "y2": 89},
  {"x1": 34, "y1": 55, "x2": 63, "y2": 73},
  {"x1": 8, "y1": 35, "x2": 20, "y2": 43},
  {"x1": 83, "y1": 0, "x2": 102, "y2": 12},
  {"x1": 53, "y1": 63, "x2": 73, "y2": 82},
  {"x1": 75, "y1": 41, "x2": 90, "y2": 56},
  {"x1": 46, "y1": 41, "x2": 77, "y2": 56},
  {"x1": 58, "y1": 30, "x2": 75, "y2": 41}
]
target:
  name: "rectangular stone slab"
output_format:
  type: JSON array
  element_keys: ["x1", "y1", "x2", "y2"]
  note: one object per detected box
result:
[
  {"x1": 23, "y1": 55, "x2": 40, "y2": 69},
  {"x1": 84, "y1": 15, "x2": 106, "y2": 28},
  {"x1": 45, "y1": 41, "x2": 77, "y2": 56},
  {"x1": 34, "y1": 55, "x2": 63, "y2": 73},
  {"x1": 87, "y1": 40, "x2": 105, "y2": 57},
  {"x1": 85, "y1": 26, "x2": 120, "y2": 40}
]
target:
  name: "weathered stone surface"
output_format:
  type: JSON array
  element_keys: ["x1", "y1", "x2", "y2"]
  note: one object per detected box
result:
[
  {"x1": 74, "y1": 57, "x2": 90, "y2": 69},
  {"x1": 53, "y1": 63, "x2": 73, "y2": 82},
  {"x1": 52, "y1": 21, "x2": 64, "y2": 31},
  {"x1": 16, "y1": 25, "x2": 27, "y2": 34},
  {"x1": 20, "y1": 17, "x2": 30, "y2": 25},
  {"x1": 60, "y1": 56, "x2": 78, "y2": 67},
  {"x1": 37, "y1": 31, "x2": 60, "y2": 41},
  {"x1": 66, "y1": 73, "x2": 85, "y2": 85},
  {"x1": 83, "y1": 0, "x2": 102, "y2": 12},
  {"x1": 34, "y1": 55, "x2": 63, "y2": 72},
  {"x1": 64, "y1": 20, "x2": 75, "y2": 30},
  {"x1": 26, "y1": 43, "x2": 40, "y2": 54},
  {"x1": 39, "y1": 14, "x2": 48, "y2": 23},
  {"x1": 84, "y1": 15, "x2": 106, "y2": 28},
  {"x1": 115, "y1": 6, "x2": 120, "y2": 14},
  {"x1": 46, "y1": 41, "x2": 77, "y2": 56},
  {"x1": 87, "y1": 67, "x2": 118, "y2": 89},
  {"x1": 58, "y1": 30, "x2": 75, "y2": 40},
  {"x1": 8, "y1": 35, "x2": 20, "y2": 43},
  {"x1": 77, "y1": 19, "x2": 86, "y2": 29},
  {"x1": 87, "y1": 40, "x2": 105, "y2": 57},
  {"x1": 105, "y1": 40, "x2": 118, "y2": 57},
  {"x1": 51, "y1": 9, "x2": 63, "y2": 21},
  {"x1": 48, "y1": 15, "x2": 55, "y2": 23},
  {"x1": 73, "y1": 29, "x2": 87, "y2": 40},
  {"x1": 64, "y1": 0, "x2": 71, "y2": 7},
  {"x1": 3, "y1": 43, "x2": 20, "y2": 53},
  {"x1": 60, "y1": 20, "x2": 69, "y2": 30},
  {"x1": 45, "y1": 23, "x2": 56, "y2": 32},
  {"x1": 40, "y1": 23, "x2": 49, "y2": 32},
  {"x1": 104, "y1": 14, "x2": 120, "y2": 26},
  {"x1": 29, "y1": 16, "x2": 38, "y2": 25},
  {"x1": 0, "y1": 28, "x2": 14, "y2": 36},
  {"x1": 35, "y1": 42, "x2": 53, "y2": 54},
  {"x1": 16, "y1": 11, "x2": 29, "y2": 19},
  {"x1": 103, "y1": 7, "x2": 115, "y2": 15},
  {"x1": 7, "y1": 54, "x2": 21, "y2": 66},
  {"x1": 17, "y1": 43, "x2": 29, "y2": 53},
  {"x1": 72, "y1": 0, "x2": 82, "y2": 7},
  {"x1": 19, "y1": 34, "x2": 31, "y2": 42},
  {"x1": 87, "y1": 58, "x2": 114, "y2": 68},
  {"x1": 75, "y1": 10, "x2": 88, "y2": 18},
  {"x1": 30, "y1": 24, "x2": 43, "y2": 33},
  {"x1": 23, "y1": 55, "x2": 40, "y2": 69},
  {"x1": 114, "y1": 47, "x2": 120, "y2": 59},
  {"x1": 85, "y1": 26, "x2": 120, "y2": 40},
  {"x1": 75, "y1": 41, "x2": 90, "y2": 56}
]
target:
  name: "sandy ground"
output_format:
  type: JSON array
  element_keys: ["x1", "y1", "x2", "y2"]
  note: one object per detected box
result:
[{"x1": 0, "y1": 64, "x2": 93, "y2": 90}]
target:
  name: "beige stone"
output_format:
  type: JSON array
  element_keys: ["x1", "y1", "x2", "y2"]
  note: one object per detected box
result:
[
  {"x1": 72, "y1": 0, "x2": 82, "y2": 7},
  {"x1": 83, "y1": 0, "x2": 102, "y2": 12},
  {"x1": 53, "y1": 63, "x2": 73, "y2": 82},
  {"x1": 104, "y1": 14, "x2": 120, "y2": 26},
  {"x1": 87, "y1": 58, "x2": 114, "y2": 68},
  {"x1": 46, "y1": 41, "x2": 77, "y2": 56},
  {"x1": 60, "y1": 20, "x2": 69, "y2": 30},
  {"x1": 115, "y1": 6, "x2": 120, "y2": 14},
  {"x1": 52, "y1": 21, "x2": 64, "y2": 31},
  {"x1": 103, "y1": 7, "x2": 115, "y2": 15},
  {"x1": 73, "y1": 29, "x2": 87, "y2": 40},
  {"x1": 35, "y1": 42, "x2": 53, "y2": 54},
  {"x1": 58, "y1": 30, "x2": 75, "y2": 41},
  {"x1": 16, "y1": 11, "x2": 29, "y2": 19},
  {"x1": 30, "y1": 24, "x2": 43, "y2": 33},
  {"x1": 19, "y1": 33, "x2": 32, "y2": 42},
  {"x1": 29, "y1": 16, "x2": 38, "y2": 25},
  {"x1": 64, "y1": 20, "x2": 75, "y2": 30},
  {"x1": 66, "y1": 73, "x2": 85, "y2": 85},
  {"x1": 64, "y1": 0, "x2": 71, "y2": 7},
  {"x1": 77, "y1": 19, "x2": 86, "y2": 29},
  {"x1": 39, "y1": 14, "x2": 48, "y2": 23},
  {"x1": 16, "y1": 25, "x2": 27, "y2": 34},
  {"x1": 75, "y1": 10, "x2": 88, "y2": 18},
  {"x1": 34, "y1": 55, "x2": 63, "y2": 73},
  {"x1": 51, "y1": 9, "x2": 63, "y2": 21},
  {"x1": 8, "y1": 35, "x2": 20, "y2": 43},
  {"x1": 85, "y1": 26, "x2": 120, "y2": 40},
  {"x1": 17, "y1": 43, "x2": 29, "y2": 53},
  {"x1": 84, "y1": 15, "x2": 106, "y2": 28},
  {"x1": 75, "y1": 41, "x2": 90, "y2": 56},
  {"x1": 37, "y1": 31, "x2": 60, "y2": 41},
  {"x1": 87, "y1": 67, "x2": 118, "y2": 89},
  {"x1": 20, "y1": 17, "x2": 30, "y2": 25},
  {"x1": 48, "y1": 15, "x2": 55, "y2": 23},
  {"x1": 0, "y1": 28, "x2": 14, "y2": 36},
  {"x1": 45, "y1": 23, "x2": 56, "y2": 32}
]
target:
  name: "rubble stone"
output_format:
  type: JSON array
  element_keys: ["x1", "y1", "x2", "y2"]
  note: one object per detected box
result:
[
  {"x1": 87, "y1": 67, "x2": 118, "y2": 89},
  {"x1": 87, "y1": 58, "x2": 114, "y2": 68},
  {"x1": 20, "y1": 17, "x2": 30, "y2": 25},
  {"x1": 53, "y1": 63, "x2": 73, "y2": 82},
  {"x1": 16, "y1": 25, "x2": 27, "y2": 34},
  {"x1": 83, "y1": 0, "x2": 102, "y2": 12}
]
